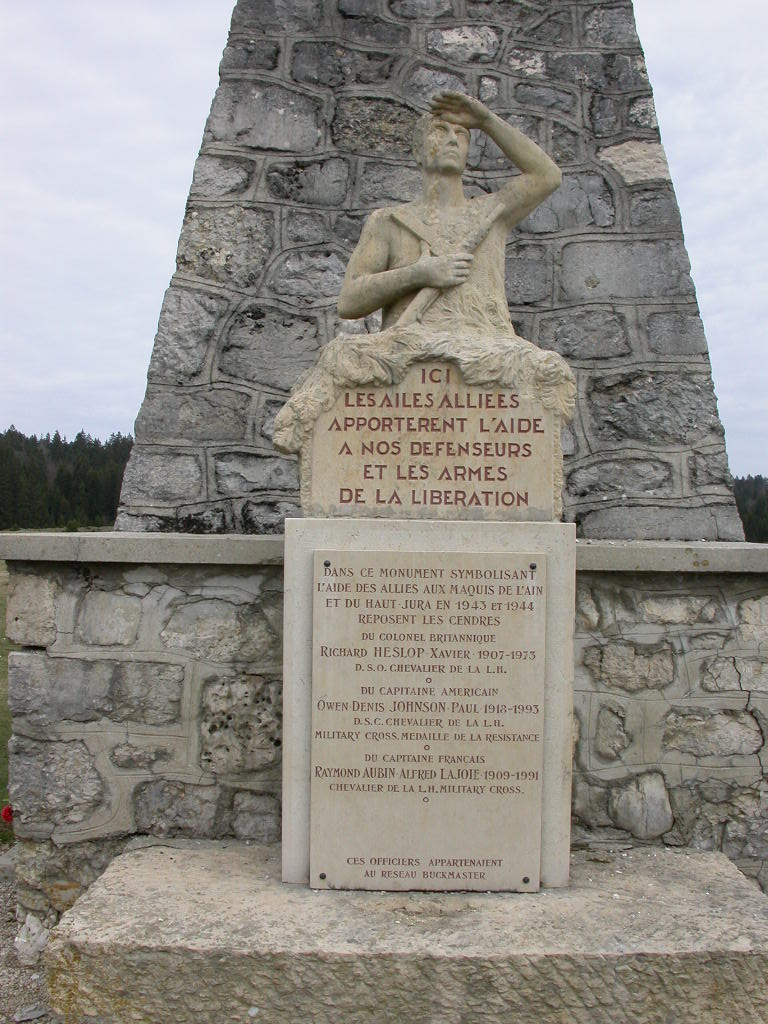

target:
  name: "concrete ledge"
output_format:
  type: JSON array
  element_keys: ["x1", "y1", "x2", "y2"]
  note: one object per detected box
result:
[
  {"x1": 47, "y1": 842, "x2": 768, "y2": 1024},
  {"x1": 2, "y1": 531, "x2": 767, "y2": 573}
]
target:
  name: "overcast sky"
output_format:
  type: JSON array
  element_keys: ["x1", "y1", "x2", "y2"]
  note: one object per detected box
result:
[{"x1": 1, "y1": 0, "x2": 766, "y2": 475}]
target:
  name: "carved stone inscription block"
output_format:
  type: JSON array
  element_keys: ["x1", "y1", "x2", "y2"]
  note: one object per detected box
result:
[
  {"x1": 309, "y1": 361, "x2": 555, "y2": 521},
  {"x1": 309, "y1": 548, "x2": 547, "y2": 892}
]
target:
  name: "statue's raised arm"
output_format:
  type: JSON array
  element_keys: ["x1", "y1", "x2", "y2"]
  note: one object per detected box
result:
[{"x1": 337, "y1": 92, "x2": 562, "y2": 333}]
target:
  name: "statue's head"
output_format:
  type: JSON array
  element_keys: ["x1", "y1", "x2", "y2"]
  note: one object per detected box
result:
[{"x1": 412, "y1": 113, "x2": 470, "y2": 175}]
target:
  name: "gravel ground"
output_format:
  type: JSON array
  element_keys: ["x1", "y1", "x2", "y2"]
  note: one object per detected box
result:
[{"x1": 0, "y1": 868, "x2": 54, "y2": 1023}]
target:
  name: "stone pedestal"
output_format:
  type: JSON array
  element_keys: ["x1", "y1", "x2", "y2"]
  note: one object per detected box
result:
[{"x1": 47, "y1": 842, "x2": 768, "y2": 1024}]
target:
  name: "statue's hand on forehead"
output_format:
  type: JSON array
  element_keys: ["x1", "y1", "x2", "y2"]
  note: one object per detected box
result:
[{"x1": 430, "y1": 91, "x2": 491, "y2": 131}]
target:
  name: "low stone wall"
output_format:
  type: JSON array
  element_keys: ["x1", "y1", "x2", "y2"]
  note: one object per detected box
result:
[{"x1": 2, "y1": 533, "x2": 767, "y2": 960}]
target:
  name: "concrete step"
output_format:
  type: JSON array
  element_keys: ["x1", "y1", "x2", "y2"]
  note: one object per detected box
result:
[{"x1": 46, "y1": 841, "x2": 768, "y2": 1024}]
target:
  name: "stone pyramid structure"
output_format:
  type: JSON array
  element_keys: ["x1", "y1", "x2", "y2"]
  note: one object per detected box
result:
[{"x1": 116, "y1": 0, "x2": 743, "y2": 541}]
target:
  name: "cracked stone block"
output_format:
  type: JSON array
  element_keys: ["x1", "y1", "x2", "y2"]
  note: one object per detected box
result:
[
  {"x1": 266, "y1": 158, "x2": 350, "y2": 207},
  {"x1": 200, "y1": 673, "x2": 282, "y2": 774},
  {"x1": 160, "y1": 597, "x2": 281, "y2": 664},
  {"x1": 595, "y1": 704, "x2": 631, "y2": 761},
  {"x1": 562, "y1": 241, "x2": 693, "y2": 301},
  {"x1": 206, "y1": 82, "x2": 322, "y2": 152},
  {"x1": 269, "y1": 251, "x2": 347, "y2": 301},
  {"x1": 522, "y1": 174, "x2": 614, "y2": 233},
  {"x1": 669, "y1": 779, "x2": 768, "y2": 860},
  {"x1": 519, "y1": 10, "x2": 572, "y2": 45},
  {"x1": 135, "y1": 388, "x2": 252, "y2": 444},
  {"x1": 332, "y1": 97, "x2": 415, "y2": 156},
  {"x1": 6, "y1": 572, "x2": 57, "y2": 647},
  {"x1": 552, "y1": 123, "x2": 580, "y2": 165},
  {"x1": 177, "y1": 206, "x2": 274, "y2": 291},
  {"x1": 241, "y1": 499, "x2": 301, "y2": 534},
  {"x1": 738, "y1": 596, "x2": 768, "y2": 644},
  {"x1": 608, "y1": 772, "x2": 673, "y2": 839},
  {"x1": 539, "y1": 310, "x2": 629, "y2": 360},
  {"x1": 75, "y1": 592, "x2": 142, "y2": 647},
  {"x1": 231, "y1": 0, "x2": 322, "y2": 31},
  {"x1": 134, "y1": 781, "x2": 224, "y2": 838},
  {"x1": 663, "y1": 709, "x2": 763, "y2": 758},
  {"x1": 9, "y1": 738, "x2": 104, "y2": 836},
  {"x1": 582, "y1": 642, "x2": 674, "y2": 693},
  {"x1": 147, "y1": 288, "x2": 230, "y2": 384},
  {"x1": 214, "y1": 453, "x2": 299, "y2": 496},
  {"x1": 217, "y1": 305, "x2": 321, "y2": 392},
  {"x1": 190, "y1": 155, "x2": 255, "y2": 198},
  {"x1": 688, "y1": 451, "x2": 733, "y2": 488},
  {"x1": 638, "y1": 594, "x2": 718, "y2": 625},
  {"x1": 568, "y1": 458, "x2": 672, "y2": 498},
  {"x1": 291, "y1": 42, "x2": 394, "y2": 88},
  {"x1": 426, "y1": 26, "x2": 500, "y2": 62},
  {"x1": 587, "y1": 372, "x2": 723, "y2": 446},
  {"x1": 110, "y1": 744, "x2": 171, "y2": 770},
  {"x1": 232, "y1": 793, "x2": 281, "y2": 842}
]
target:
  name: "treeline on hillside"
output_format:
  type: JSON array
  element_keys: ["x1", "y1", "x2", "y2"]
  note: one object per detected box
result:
[
  {"x1": 0, "y1": 427, "x2": 133, "y2": 530},
  {"x1": 734, "y1": 476, "x2": 768, "y2": 543}
]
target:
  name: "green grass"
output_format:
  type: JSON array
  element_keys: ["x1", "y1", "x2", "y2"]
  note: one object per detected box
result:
[{"x1": 0, "y1": 559, "x2": 16, "y2": 842}]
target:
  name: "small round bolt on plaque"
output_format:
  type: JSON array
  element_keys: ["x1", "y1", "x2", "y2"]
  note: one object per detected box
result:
[
  {"x1": 323, "y1": 560, "x2": 331, "y2": 567},
  {"x1": 319, "y1": 872, "x2": 327, "y2": 880},
  {"x1": 522, "y1": 876, "x2": 530, "y2": 885},
  {"x1": 529, "y1": 563, "x2": 537, "y2": 571}
]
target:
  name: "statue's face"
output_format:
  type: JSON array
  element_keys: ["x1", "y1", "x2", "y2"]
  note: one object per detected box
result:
[{"x1": 420, "y1": 118, "x2": 470, "y2": 174}]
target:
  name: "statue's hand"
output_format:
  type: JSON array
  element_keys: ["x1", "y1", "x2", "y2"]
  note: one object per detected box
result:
[
  {"x1": 430, "y1": 91, "x2": 491, "y2": 131},
  {"x1": 416, "y1": 251, "x2": 474, "y2": 289}
]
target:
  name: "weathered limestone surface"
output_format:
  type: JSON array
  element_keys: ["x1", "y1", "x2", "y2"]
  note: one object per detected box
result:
[
  {"x1": 116, "y1": 0, "x2": 742, "y2": 541},
  {"x1": 5, "y1": 547, "x2": 768, "y2": 962},
  {"x1": 47, "y1": 843, "x2": 768, "y2": 1024}
]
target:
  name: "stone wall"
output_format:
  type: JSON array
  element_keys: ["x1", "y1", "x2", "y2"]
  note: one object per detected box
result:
[
  {"x1": 4, "y1": 541, "x2": 768, "y2": 958},
  {"x1": 116, "y1": 0, "x2": 742, "y2": 541}
]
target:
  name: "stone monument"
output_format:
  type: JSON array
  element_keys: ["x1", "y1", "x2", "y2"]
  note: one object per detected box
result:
[{"x1": 276, "y1": 91, "x2": 577, "y2": 892}]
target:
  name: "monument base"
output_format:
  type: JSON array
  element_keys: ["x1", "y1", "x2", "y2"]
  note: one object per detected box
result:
[{"x1": 47, "y1": 841, "x2": 768, "y2": 1024}]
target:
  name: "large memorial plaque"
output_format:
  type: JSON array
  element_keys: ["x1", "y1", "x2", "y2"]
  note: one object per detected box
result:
[
  {"x1": 309, "y1": 548, "x2": 547, "y2": 891},
  {"x1": 309, "y1": 361, "x2": 556, "y2": 521}
]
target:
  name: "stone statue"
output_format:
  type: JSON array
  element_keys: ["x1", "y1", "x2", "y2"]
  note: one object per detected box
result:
[
  {"x1": 274, "y1": 92, "x2": 576, "y2": 518},
  {"x1": 337, "y1": 92, "x2": 563, "y2": 337}
]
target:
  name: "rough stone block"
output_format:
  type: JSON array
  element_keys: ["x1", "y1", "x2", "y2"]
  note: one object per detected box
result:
[
  {"x1": 595, "y1": 703, "x2": 631, "y2": 761},
  {"x1": 629, "y1": 95, "x2": 658, "y2": 129},
  {"x1": 607, "y1": 771, "x2": 673, "y2": 839},
  {"x1": 342, "y1": 16, "x2": 410, "y2": 46},
  {"x1": 176, "y1": 206, "x2": 274, "y2": 291},
  {"x1": 266, "y1": 157, "x2": 350, "y2": 207},
  {"x1": 599, "y1": 141, "x2": 670, "y2": 184},
  {"x1": 582, "y1": 6, "x2": 639, "y2": 47},
  {"x1": 232, "y1": 793, "x2": 280, "y2": 842},
  {"x1": 669, "y1": 778, "x2": 768, "y2": 860},
  {"x1": 506, "y1": 47, "x2": 546, "y2": 77},
  {"x1": 583, "y1": 641, "x2": 674, "y2": 693},
  {"x1": 688, "y1": 451, "x2": 733, "y2": 488},
  {"x1": 551, "y1": 122, "x2": 581, "y2": 165},
  {"x1": 538, "y1": 309, "x2": 629, "y2": 359},
  {"x1": 9, "y1": 738, "x2": 104, "y2": 837},
  {"x1": 109, "y1": 743, "x2": 171, "y2": 770},
  {"x1": 268, "y1": 251, "x2": 347, "y2": 301},
  {"x1": 504, "y1": 244, "x2": 551, "y2": 304},
  {"x1": 629, "y1": 188, "x2": 681, "y2": 229},
  {"x1": 548, "y1": 51, "x2": 646, "y2": 92},
  {"x1": 578, "y1": 505, "x2": 744, "y2": 542},
  {"x1": 6, "y1": 571, "x2": 57, "y2": 647},
  {"x1": 220, "y1": 38, "x2": 280, "y2": 72},
  {"x1": 522, "y1": 173, "x2": 614, "y2": 233},
  {"x1": 206, "y1": 82, "x2": 322, "y2": 152},
  {"x1": 75, "y1": 592, "x2": 142, "y2": 647},
  {"x1": 663, "y1": 708, "x2": 763, "y2": 758},
  {"x1": 357, "y1": 162, "x2": 422, "y2": 204},
  {"x1": 213, "y1": 452, "x2": 299, "y2": 496},
  {"x1": 147, "y1": 288, "x2": 229, "y2": 384},
  {"x1": 331, "y1": 97, "x2": 415, "y2": 156},
  {"x1": 646, "y1": 311, "x2": 707, "y2": 355},
  {"x1": 285, "y1": 210, "x2": 327, "y2": 245},
  {"x1": 562, "y1": 240, "x2": 693, "y2": 301},
  {"x1": 425, "y1": 26, "x2": 500, "y2": 62},
  {"x1": 390, "y1": 0, "x2": 452, "y2": 17},
  {"x1": 231, "y1": 0, "x2": 322, "y2": 31},
  {"x1": 135, "y1": 388, "x2": 252, "y2": 444},
  {"x1": 514, "y1": 83, "x2": 574, "y2": 113},
  {"x1": 589, "y1": 94, "x2": 622, "y2": 137},
  {"x1": 519, "y1": 10, "x2": 573, "y2": 45},
  {"x1": 46, "y1": 845, "x2": 768, "y2": 1024},
  {"x1": 189, "y1": 155, "x2": 255, "y2": 198},
  {"x1": 587, "y1": 372, "x2": 722, "y2": 445},
  {"x1": 217, "y1": 304, "x2": 321, "y2": 392},
  {"x1": 200, "y1": 671, "x2": 282, "y2": 775},
  {"x1": 241, "y1": 498, "x2": 301, "y2": 534},
  {"x1": 133, "y1": 781, "x2": 223, "y2": 838},
  {"x1": 292, "y1": 42, "x2": 394, "y2": 87},
  {"x1": 403, "y1": 65, "x2": 465, "y2": 104},
  {"x1": 160, "y1": 596, "x2": 281, "y2": 664},
  {"x1": 568, "y1": 457, "x2": 672, "y2": 498}
]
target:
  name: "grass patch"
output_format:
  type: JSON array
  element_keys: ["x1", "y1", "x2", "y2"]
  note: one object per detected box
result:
[{"x1": 0, "y1": 559, "x2": 16, "y2": 842}]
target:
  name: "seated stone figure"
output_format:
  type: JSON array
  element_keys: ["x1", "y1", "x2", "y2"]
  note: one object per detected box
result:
[
  {"x1": 338, "y1": 91, "x2": 562, "y2": 337},
  {"x1": 274, "y1": 92, "x2": 575, "y2": 496}
]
